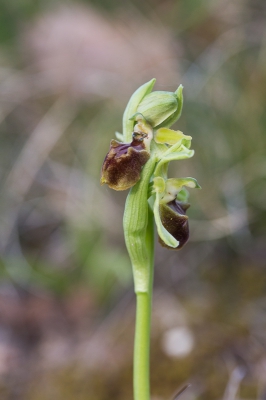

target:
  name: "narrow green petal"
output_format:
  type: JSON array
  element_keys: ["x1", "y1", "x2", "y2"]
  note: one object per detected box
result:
[
  {"x1": 163, "y1": 137, "x2": 192, "y2": 156},
  {"x1": 166, "y1": 177, "x2": 201, "y2": 190},
  {"x1": 154, "y1": 128, "x2": 191, "y2": 145},
  {"x1": 154, "y1": 149, "x2": 194, "y2": 177}
]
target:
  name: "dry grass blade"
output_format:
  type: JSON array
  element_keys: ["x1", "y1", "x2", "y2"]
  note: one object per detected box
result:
[
  {"x1": 6, "y1": 97, "x2": 77, "y2": 199},
  {"x1": 171, "y1": 384, "x2": 191, "y2": 400},
  {"x1": 223, "y1": 367, "x2": 245, "y2": 400},
  {"x1": 1, "y1": 97, "x2": 77, "y2": 251}
]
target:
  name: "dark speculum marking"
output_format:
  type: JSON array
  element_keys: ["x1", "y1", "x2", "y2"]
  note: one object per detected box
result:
[{"x1": 132, "y1": 131, "x2": 148, "y2": 142}]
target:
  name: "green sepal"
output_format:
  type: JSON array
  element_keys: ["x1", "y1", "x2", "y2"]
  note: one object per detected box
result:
[
  {"x1": 152, "y1": 176, "x2": 165, "y2": 193},
  {"x1": 129, "y1": 112, "x2": 145, "y2": 122},
  {"x1": 155, "y1": 85, "x2": 184, "y2": 129},
  {"x1": 137, "y1": 91, "x2": 178, "y2": 128},
  {"x1": 123, "y1": 79, "x2": 156, "y2": 142},
  {"x1": 153, "y1": 190, "x2": 179, "y2": 249}
]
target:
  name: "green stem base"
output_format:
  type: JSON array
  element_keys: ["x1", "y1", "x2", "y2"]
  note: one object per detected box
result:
[
  {"x1": 134, "y1": 292, "x2": 151, "y2": 400},
  {"x1": 133, "y1": 207, "x2": 154, "y2": 400}
]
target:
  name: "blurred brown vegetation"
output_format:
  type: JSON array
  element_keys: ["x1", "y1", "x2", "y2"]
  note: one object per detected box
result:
[{"x1": 0, "y1": 0, "x2": 266, "y2": 399}]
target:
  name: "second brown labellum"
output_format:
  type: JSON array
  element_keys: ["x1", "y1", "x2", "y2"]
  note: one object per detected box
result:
[{"x1": 159, "y1": 199, "x2": 190, "y2": 250}]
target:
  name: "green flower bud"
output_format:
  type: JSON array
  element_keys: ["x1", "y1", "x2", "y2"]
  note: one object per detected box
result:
[
  {"x1": 137, "y1": 92, "x2": 177, "y2": 127},
  {"x1": 101, "y1": 136, "x2": 150, "y2": 191},
  {"x1": 136, "y1": 85, "x2": 183, "y2": 129}
]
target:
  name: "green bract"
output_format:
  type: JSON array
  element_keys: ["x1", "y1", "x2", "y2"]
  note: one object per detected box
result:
[{"x1": 100, "y1": 79, "x2": 200, "y2": 291}]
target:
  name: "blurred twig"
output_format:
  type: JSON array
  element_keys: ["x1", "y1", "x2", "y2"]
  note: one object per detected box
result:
[
  {"x1": 223, "y1": 367, "x2": 245, "y2": 400},
  {"x1": 1, "y1": 97, "x2": 77, "y2": 254},
  {"x1": 6, "y1": 97, "x2": 77, "y2": 198}
]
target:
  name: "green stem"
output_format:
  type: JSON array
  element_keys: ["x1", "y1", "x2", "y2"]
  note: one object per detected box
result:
[
  {"x1": 134, "y1": 207, "x2": 154, "y2": 400},
  {"x1": 123, "y1": 158, "x2": 156, "y2": 399},
  {"x1": 134, "y1": 293, "x2": 151, "y2": 400},
  {"x1": 123, "y1": 157, "x2": 156, "y2": 293}
]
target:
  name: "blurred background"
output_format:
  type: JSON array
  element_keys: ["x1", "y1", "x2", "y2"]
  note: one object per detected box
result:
[{"x1": 0, "y1": 0, "x2": 266, "y2": 399}]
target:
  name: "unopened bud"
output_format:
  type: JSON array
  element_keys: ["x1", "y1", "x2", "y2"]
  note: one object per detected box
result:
[{"x1": 136, "y1": 85, "x2": 183, "y2": 129}]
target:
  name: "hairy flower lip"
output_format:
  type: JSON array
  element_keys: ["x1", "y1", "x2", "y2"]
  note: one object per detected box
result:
[
  {"x1": 101, "y1": 137, "x2": 150, "y2": 191},
  {"x1": 159, "y1": 199, "x2": 190, "y2": 250}
]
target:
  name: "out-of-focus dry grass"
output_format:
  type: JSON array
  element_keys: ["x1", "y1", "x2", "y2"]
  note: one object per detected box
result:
[{"x1": 0, "y1": 0, "x2": 266, "y2": 399}]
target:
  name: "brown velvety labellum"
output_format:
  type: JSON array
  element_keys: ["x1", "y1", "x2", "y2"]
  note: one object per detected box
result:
[
  {"x1": 101, "y1": 139, "x2": 150, "y2": 191},
  {"x1": 159, "y1": 200, "x2": 190, "y2": 250}
]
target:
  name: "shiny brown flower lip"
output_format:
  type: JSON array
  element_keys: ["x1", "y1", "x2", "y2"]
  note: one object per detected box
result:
[
  {"x1": 100, "y1": 137, "x2": 150, "y2": 191},
  {"x1": 159, "y1": 199, "x2": 190, "y2": 250}
]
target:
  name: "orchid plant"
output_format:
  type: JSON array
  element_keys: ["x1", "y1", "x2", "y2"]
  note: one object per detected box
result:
[{"x1": 101, "y1": 79, "x2": 200, "y2": 400}]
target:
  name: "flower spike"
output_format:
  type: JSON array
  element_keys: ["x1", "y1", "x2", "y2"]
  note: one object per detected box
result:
[
  {"x1": 100, "y1": 79, "x2": 201, "y2": 400},
  {"x1": 101, "y1": 79, "x2": 200, "y2": 260}
]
